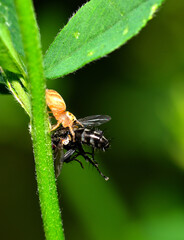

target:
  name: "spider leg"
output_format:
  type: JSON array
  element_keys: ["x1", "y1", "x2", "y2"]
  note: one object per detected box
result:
[{"x1": 51, "y1": 121, "x2": 61, "y2": 131}]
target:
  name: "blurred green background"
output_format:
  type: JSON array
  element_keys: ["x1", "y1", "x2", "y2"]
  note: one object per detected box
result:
[{"x1": 1, "y1": 0, "x2": 184, "y2": 239}]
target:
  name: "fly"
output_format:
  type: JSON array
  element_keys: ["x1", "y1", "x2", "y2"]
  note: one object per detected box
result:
[{"x1": 52, "y1": 115, "x2": 111, "y2": 180}]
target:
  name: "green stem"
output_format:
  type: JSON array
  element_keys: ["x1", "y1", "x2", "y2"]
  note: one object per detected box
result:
[{"x1": 14, "y1": 0, "x2": 65, "y2": 239}]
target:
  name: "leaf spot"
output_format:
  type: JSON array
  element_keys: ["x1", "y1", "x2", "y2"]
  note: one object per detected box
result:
[
  {"x1": 5, "y1": 21, "x2": 10, "y2": 27},
  {"x1": 73, "y1": 31, "x2": 80, "y2": 39},
  {"x1": 142, "y1": 19, "x2": 147, "y2": 25},
  {"x1": 149, "y1": 4, "x2": 158, "y2": 20},
  {"x1": 123, "y1": 27, "x2": 128, "y2": 35},
  {"x1": 87, "y1": 51, "x2": 94, "y2": 56}
]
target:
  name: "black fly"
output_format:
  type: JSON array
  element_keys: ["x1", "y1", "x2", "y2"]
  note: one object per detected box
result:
[{"x1": 52, "y1": 115, "x2": 111, "y2": 181}]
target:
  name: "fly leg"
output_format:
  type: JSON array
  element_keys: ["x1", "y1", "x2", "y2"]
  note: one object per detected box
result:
[
  {"x1": 78, "y1": 145, "x2": 109, "y2": 181},
  {"x1": 63, "y1": 149, "x2": 84, "y2": 168},
  {"x1": 91, "y1": 147, "x2": 96, "y2": 163},
  {"x1": 83, "y1": 152, "x2": 109, "y2": 181},
  {"x1": 65, "y1": 155, "x2": 84, "y2": 169},
  {"x1": 85, "y1": 147, "x2": 98, "y2": 165},
  {"x1": 69, "y1": 125, "x2": 76, "y2": 142}
]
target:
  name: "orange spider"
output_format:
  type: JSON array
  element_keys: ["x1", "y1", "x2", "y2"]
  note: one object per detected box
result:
[{"x1": 46, "y1": 89, "x2": 82, "y2": 139}]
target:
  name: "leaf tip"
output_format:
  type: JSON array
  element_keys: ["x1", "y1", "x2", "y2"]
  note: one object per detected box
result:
[{"x1": 149, "y1": 3, "x2": 159, "y2": 20}]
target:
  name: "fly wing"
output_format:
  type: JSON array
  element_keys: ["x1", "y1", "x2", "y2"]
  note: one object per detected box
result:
[
  {"x1": 63, "y1": 149, "x2": 76, "y2": 160},
  {"x1": 77, "y1": 115, "x2": 111, "y2": 127},
  {"x1": 54, "y1": 141, "x2": 64, "y2": 178}
]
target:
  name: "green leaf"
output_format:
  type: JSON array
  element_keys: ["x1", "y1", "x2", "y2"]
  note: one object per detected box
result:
[
  {"x1": 0, "y1": 0, "x2": 25, "y2": 75},
  {"x1": 7, "y1": 77, "x2": 31, "y2": 116},
  {"x1": 1, "y1": 69, "x2": 31, "y2": 113},
  {"x1": 44, "y1": 0, "x2": 164, "y2": 79},
  {"x1": 0, "y1": 0, "x2": 24, "y2": 56},
  {"x1": 0, "y1": 68, "x2": 5, "y2": 84}
]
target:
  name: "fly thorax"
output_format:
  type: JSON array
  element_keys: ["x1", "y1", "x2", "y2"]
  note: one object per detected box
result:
[{"x1": 81, "y1": 129, "x2": 91, "y2": 144}]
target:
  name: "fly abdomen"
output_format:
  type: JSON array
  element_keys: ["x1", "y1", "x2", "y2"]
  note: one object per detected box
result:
[{"x1": 76, "y1": 128, "x2": 109, "y2": 150}]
